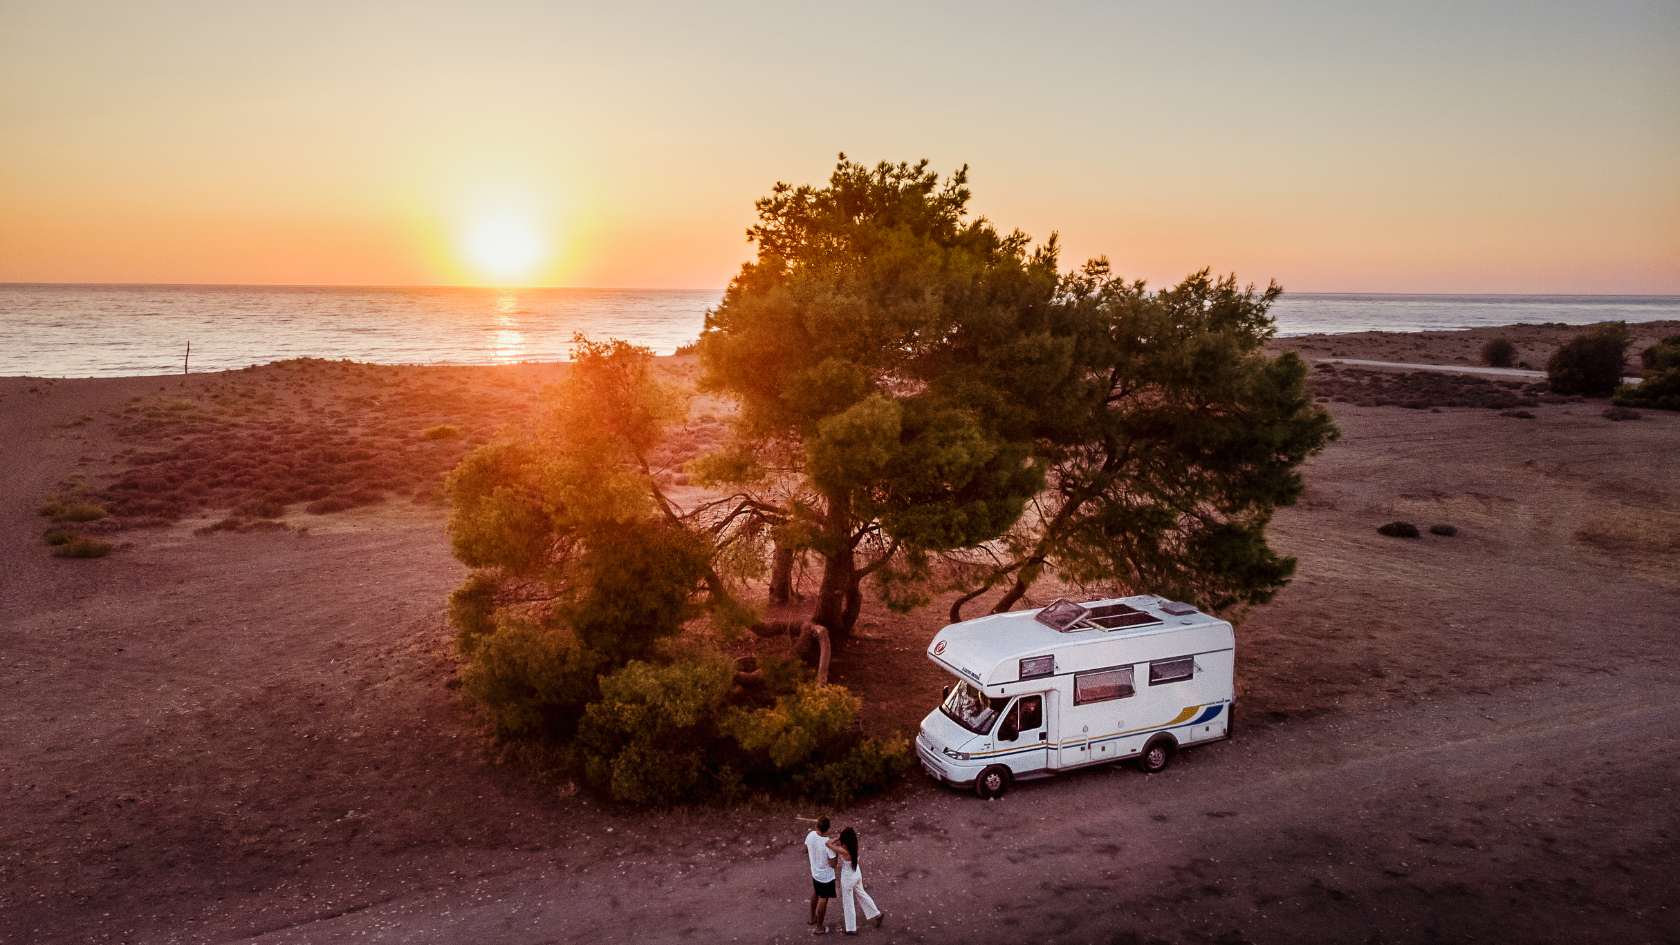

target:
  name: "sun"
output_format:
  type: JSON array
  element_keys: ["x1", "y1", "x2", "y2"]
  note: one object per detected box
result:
[{"x1": 462, "y1": 213, "x2": 545, "y2": 284}]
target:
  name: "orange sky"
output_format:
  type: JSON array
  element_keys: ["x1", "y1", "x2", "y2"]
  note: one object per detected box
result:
[{"x1": 2, "y1": 2, "x2": 1676, "y2": 293}]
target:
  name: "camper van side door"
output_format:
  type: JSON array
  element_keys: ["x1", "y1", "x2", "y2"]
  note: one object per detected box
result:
[{"x1": 994, "y1": 694, "x2": 1050, "y2": 777}]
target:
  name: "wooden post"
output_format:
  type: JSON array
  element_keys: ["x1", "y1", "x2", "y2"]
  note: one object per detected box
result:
[{"x1": 183, "y1": 340, "x2": 191, "y2": 375}]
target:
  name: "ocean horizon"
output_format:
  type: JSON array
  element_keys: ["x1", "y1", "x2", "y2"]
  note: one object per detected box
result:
[{"x1": 3, "y1": 282, "x2": 1677, "y2": 378}]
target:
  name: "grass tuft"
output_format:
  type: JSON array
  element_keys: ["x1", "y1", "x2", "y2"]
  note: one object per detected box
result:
[{"x1": 52, "y1": 536, "x2": 114, "y2": 558}]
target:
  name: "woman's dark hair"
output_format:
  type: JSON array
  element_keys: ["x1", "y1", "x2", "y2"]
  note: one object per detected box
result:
[{"x1": 839, "y1": 827, "x2": 859, "y2": 869}]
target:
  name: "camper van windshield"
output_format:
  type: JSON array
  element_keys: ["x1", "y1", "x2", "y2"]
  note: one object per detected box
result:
[{"x1": 941, "y1": 682, "x2": 1004, "y2": 734}]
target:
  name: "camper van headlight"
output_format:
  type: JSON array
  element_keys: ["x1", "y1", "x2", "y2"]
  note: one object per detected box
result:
[{"x1": 941, "y1": 747, "x2": 972, "y2": 761}]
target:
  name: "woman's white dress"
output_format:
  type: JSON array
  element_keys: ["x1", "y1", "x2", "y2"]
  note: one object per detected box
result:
[{"x1": 838, "y1": 856, "x2": 881, "y2": 932}]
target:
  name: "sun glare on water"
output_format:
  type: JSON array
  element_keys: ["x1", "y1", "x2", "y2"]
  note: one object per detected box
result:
[{"x1": 463, "y1": 214, "x2": 546, "y2": 285}]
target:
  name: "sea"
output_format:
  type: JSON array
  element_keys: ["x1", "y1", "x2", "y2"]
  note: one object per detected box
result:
[{"x1": 1, "y1": 283, "x2": 1677, "y2": 378}]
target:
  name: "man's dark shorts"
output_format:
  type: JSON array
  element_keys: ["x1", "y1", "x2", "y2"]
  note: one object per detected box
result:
[{"x1": 812, "y1": 877, "x2": 836, "y2": 898}]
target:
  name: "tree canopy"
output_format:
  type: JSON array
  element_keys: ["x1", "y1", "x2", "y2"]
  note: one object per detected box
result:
[{"x1": 697, "y1": 155, "x2": 1337, "y2": 635}]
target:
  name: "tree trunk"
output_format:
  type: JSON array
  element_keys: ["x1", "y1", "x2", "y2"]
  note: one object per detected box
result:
[
  {"x1": 767, "y1": 543, "x2": 795, "y2": 605},
  {"x1": 811, "y1": 496, "x2": 855, "y2": 640},
  {"x1": 841, "y1": 572, "x2": 864, "y2": 632}
]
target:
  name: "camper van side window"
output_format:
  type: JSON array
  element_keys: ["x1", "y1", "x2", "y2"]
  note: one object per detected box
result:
[
  {"x1": 1073, "y1": 666, "x2": 1134, "y2": 704},
  {"x1": 1149, "y1": 656, "x2": 1194, "y2": 685}
]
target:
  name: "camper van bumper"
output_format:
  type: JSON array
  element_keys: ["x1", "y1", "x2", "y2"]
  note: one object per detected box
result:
[{"x1": 915, "y1": 734, "x2": 980, "y2": 786}]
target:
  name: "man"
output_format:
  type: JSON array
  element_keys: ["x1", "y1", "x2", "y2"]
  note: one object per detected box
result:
[{"x1": 805, "y1": 816, "x2": 837, "y2": 933}]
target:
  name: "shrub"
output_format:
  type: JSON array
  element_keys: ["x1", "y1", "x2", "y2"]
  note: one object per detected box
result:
[
  {"x1": 304, "y1": 495, "x2": 355, "y2": 514},
  {"x1": 1601, "y1": 405, "x2": 1642, "y2": 421},
  {"x1": 423, "y1": 424, "x2": 462, "y2": 440},
  {"x1": 1377, "y1": 521, "x2": 1420, "y2": 538},
  {"x1": 52, "y1": 536, "x2": 113, "y2": 558},
  {"x1": 1428, "y1": 524, "x2": 1458, "y2": 537},
  {"x1": 1481, "y1": 337, "x2": 1517, "y2": 368},
  {"x1": 794, "y1": 737, "x2": 913, "y2": 807},
  {"x1": 577, "y1": 653, "x2": 735, "y2": 805},
  {"x1": 458, "y1": 618, "x2": 605, "y2": 741},
  {"x1": 1499, "y1": 409, "x2": 1536, "y2": 419},
  {"x1": 1640, "y1": 335, "x2": 1680, "y2": 371},
  {"x1": 40, "y1": 499, "x2": 107, "y2": 523},
  {"x1": 1546, "y1": 324, "x2": 1631, "y2": 397},
  {"x1": 1614, "y1": 337, "x2": 1680, "y2": 412}
]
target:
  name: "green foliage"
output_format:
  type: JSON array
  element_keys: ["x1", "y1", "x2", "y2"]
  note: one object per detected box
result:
[
  {"x1": 457, "y1": 616, "x2": 606, "y2": 741},
  {"x1": 1547, "y1": 324, "x2": 1630, "y2": 397},
  {"x1": 1377, "y1": 521, "x2": 1421, "y2": 538},
  {"x1": 793, "y1": 737, "x2": 913, "y2": 808},
  {"x1": 1614, "y1": 336, "x2": 1680, "y2": 411},
  {"x1": 564, "y1": 519, "x2": 712, "y2": 664},
  {"x1": 578, "y1": 653, "x2": 735, "y2": 805},
  {"x1": 1640, "y1": 335, "x2": 1680, "y2": 371},
  {"x1": 448, "y1": 570, "x2": 500, "y2": 654},
  {"x1": 698, "y1": 156, "x2": 1337, "y2": 627},
  {"x1": 723, "y1": 683, "x2": 859, "y2": 769},
  {"x1": 1481, "y1": 337, "x2": 1517, "y2": 368}
]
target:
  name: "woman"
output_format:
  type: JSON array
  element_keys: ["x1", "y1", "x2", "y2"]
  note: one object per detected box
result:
[{"x1": 827, "y1": 827, "x2": 883, "y2": 935}]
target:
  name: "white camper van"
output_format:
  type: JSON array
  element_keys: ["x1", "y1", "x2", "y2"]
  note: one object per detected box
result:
[{"x1": 916, "y1": 596, "x2": 1233, "y2": 798}]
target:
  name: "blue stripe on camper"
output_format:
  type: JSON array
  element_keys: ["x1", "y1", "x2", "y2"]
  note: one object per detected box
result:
[{"x1": 1189, "y1": 704, "x2": 1223, "y2": 726}]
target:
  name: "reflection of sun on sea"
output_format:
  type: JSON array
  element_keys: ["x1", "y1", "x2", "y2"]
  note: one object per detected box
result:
[{"x1": 493, "y1": 292, "x2": 525, "y2": 363}]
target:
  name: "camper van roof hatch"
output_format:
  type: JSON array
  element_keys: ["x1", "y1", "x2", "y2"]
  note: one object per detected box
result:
[{"x1": 1033, "y1": 598, "x2": 1163, "y2": 633}]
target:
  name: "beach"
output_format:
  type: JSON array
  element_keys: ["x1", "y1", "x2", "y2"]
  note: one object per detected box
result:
[{"x1": 3, "y1": 327, "x2": 1678, "y2": 944}]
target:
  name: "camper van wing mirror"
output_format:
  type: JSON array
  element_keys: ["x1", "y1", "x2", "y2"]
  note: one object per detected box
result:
[{"x1": 941, "y1": 684, "x2": 950, "y2": 700}]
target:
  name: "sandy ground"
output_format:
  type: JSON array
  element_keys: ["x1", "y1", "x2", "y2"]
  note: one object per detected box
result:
[{"x1": 2, "y1": 328, "x2": 1678, "y2": 944}]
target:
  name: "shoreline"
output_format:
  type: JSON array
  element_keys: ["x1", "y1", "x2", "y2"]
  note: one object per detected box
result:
[{"x1": 6, "y1": 317, "x2": 1677, "y2": 382}]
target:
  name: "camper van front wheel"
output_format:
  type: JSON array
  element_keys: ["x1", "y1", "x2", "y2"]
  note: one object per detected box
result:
[
  {"x1": 1137, "y1": 736, "x2": 1176, "y2": 774},
  {"x1": 974, "y1": 765, "x2": 1012, "y2": 799}
]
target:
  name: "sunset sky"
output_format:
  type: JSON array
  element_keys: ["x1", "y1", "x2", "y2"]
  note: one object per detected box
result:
[{"x1": 2, "y1": 1, "x2": 1676, "y2": 293}]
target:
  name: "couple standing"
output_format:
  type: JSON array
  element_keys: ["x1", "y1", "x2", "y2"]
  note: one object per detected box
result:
[{"x1": 804, "y1": 816, "x2": 884, "y2": 935}]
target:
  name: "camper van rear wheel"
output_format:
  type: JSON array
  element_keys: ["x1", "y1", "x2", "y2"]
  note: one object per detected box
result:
[
  {"x1": 974, "y1": 765, "x2": 1012, "y2": 799},
  {"x1": 1137, "y1": 736, "x2": 1175, "y2": 774}
]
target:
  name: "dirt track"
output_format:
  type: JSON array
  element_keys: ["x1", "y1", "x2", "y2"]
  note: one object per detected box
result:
[
  {"x1": 3, "y1": 357, "x2": 1678, "y2": 945},
  {"x1": 231, "y1": 670, "x2": 1680, "y2": 944}
]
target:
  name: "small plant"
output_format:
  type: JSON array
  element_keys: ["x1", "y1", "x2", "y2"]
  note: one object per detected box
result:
[
  {"x1": 52, "y1": 536, "x2": 113, "y2": 558},
  {"x1": 1428, "y1": 524, "x2": 1458, "y2": 537},
  {"x1": 1377, "y1": 521, "x2": 1421, "y2": 538},
  {"x1": 1602, "y1": 405, "x2": 1641, "y2": 421},
  {"x1": 1546, "y1": 324, "x2": 1631, "y2": 397},
  {"x1": 1499, "y1": 409, "x2": 1536, "y2": 419},
  {"x1": 1481, "y1": 337, "x2": 1517, "y2": 368},
  {"x1": 422, "y1": 424, "x2": 462, "y2": 440},
  {"x1": 39, "y1": 498, "x2": 107, "y2": 523}
]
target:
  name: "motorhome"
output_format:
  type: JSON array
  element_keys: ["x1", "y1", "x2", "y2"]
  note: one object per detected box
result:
[{"x1": 916, "y1": 595, "x2": 1233, "y2": 798}]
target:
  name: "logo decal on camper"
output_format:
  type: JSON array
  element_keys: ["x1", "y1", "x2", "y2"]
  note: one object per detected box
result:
[{"x1": 932, "y1": 640, "x2": 947, "y2": 655}]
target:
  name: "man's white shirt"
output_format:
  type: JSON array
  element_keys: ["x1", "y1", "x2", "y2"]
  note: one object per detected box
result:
[{"x1": 805, "y1": 830, "x2": 836, "y2": 882}]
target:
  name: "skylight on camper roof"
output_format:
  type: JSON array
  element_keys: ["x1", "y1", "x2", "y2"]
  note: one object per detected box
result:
[
  {"x1": 1034, "y1": 598, "x2": 1089, "y2": 631},
  {"x1": 1032, "y1": 598, "x2": 1163, "y2": 632}
]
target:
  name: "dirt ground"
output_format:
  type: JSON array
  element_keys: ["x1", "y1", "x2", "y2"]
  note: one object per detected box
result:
[{"x1": 2, "y1": 329, "x2": 1677, "y2": 944}]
